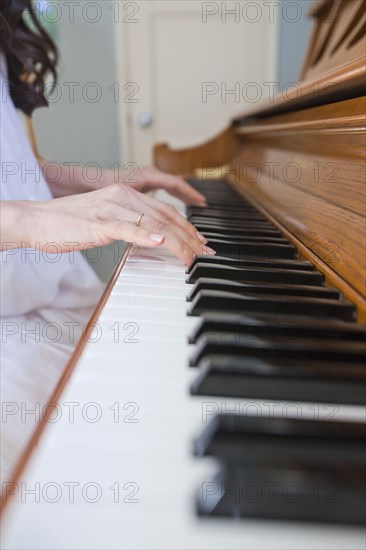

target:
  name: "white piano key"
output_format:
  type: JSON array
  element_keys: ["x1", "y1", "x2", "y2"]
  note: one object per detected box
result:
[
  {"x1": 127, "y1": 255, "x2": 184, "y2": 268},
  {"x1": 111, "y1": 288, "x2": 188, "y2": 300},
  {"x1": 115, "y1": 282, "x2": 187, "y2": 291},
  {"x1": 120, "y1": 269, "x2": 187, "y2": 281}
]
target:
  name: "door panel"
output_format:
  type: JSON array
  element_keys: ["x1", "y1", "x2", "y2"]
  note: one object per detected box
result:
[{"x1": 115, "y1": 1, "x2": 279, "y2": 165}]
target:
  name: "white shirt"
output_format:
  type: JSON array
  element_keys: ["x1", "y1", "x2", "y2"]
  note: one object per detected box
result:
[
  {"x1": 0, "y1": 53, "x2": 105, "y2": 482},
  {"x1": 0, "y1": 53, "x2": 104, "y2": 317}
]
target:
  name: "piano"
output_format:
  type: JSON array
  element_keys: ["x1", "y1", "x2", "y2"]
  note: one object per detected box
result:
[{"x1": 1, "y1": 1, "x2": 365, "y2": 548}]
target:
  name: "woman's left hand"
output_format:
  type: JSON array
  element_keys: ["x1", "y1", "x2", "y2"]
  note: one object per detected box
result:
[
  {"x1": 41, "y1": 160, "x2": 207, "y2": 206},
  {"x1": 122, "y1": 165, "x2": 207, "y2": 206}
]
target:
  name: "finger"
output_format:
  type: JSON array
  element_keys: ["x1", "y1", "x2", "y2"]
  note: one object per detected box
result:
[
  {"x1": 136, "y1": 211, "x2": 215, "y2": 261},
  {"x1": 109, "y1": 220, "x2": 165, "y2": 248},
  {"x1": 154, "y1": 174, "x2": 207, "y2": 206},
  {"x1": 107, "y1": 185, "x2": 200, "y2": 241},
  {"x1": 123, "y1": 210, "x2": 202, "y2": 264},
  {"x1": 141, "y1": 168, "x2": 207, "y2": 205},
  {"x1": 135, "y1": 192, "x2": 206, "y2": 243},
  {"x1": 108, "y1": 210, "x2": 199, "y2": 264},
  {"x1": 106, "y1": 186, "x2": 215, "y2": 260},
  {"x1": 138, "y1": 196, "x2": 217, "y2": 256}
]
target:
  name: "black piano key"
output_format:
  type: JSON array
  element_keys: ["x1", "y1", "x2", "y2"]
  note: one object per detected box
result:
[
  {"x1": 188, "y1": 206, "x2": 264, "y2": 215},
  {"x1": 186, "y1": 179, "x2": 241, "y2": 195},
  {"x1": 187, "y1": 199, "x2": 258, "y2": 207},
  {"x1": 189, "y1": 210, "x2": 260, "y2": 220},
  {"x1": 196, "y1": 465, "x2": 366, "y2": 524},
  {"x1": 189, "y1": 212, "x2": 267, "y2": 223},
  {"x1": 187, "y1": 265, "x2": 324, "y2": 285},
  {"x1": 186, "y1": 177, "x2": 229, "y2": 187},
  {"x1": 192, "y1": 217, "x2": 275, "y2": 228},
  {"x1": 187, "y1": 206, "x2": 258, "y2": 217},
  {"x1": 195, "y1": 194, "x2": 247, "y2": 203},
  {"x1": 188, "y1": 191, "x2": 246, "y2": 204},
  {"x1": 189, "y1": 335, "x2": 365, "y2": 366},
  {"x1": 192, "y1": 203, "x2": 255, "y2": 210},
  {"x1": 203, "y1": 233, "x2": 290, "y2": 245},
  {"x1": 203, "y1": 203, "x2": 251, "y2": 209},
  {"x1": 204, "y1": 201, "x2": 246, "y2": 208},
  {"x1": 187, "y1": 256, "x2": 316, "y2": 274},
  {"x1": 188, "y1": 177, "x2": 366, "y2": 526},
  {"x1": 189, "y1": 313, "x2": 366, "y2": 344},
  {"x1": 195, "y1": 225, "x2": 282, "y2": 237},
  {"x1": 198, "y1": 195, "x2": 245, "y2": 204},
  {"x1": 194, "y1": 216, "x2": 274, "y2": 226},
  {"x1": 200, "y1": 232, "x2": 286, "y2": 242},
  {"x1": 203, "y1": 239, "x2": 298, "y2": 260},
  {"x1": 193, "y1": 414, "x2": 366, "y2": 468},
  {"x1": 188, "y1": 290, "x2": 356, "y2": 320},
  {"x1": 190, "y1": 356, "x2": 366, "y2": 405},
  {"x1": 187, "y1": 278, "x2": 340, "y2": 302}
]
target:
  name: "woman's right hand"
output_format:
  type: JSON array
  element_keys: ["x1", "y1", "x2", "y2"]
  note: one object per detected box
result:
[{"x1": 14, "y1": 184, "x2": 216, "y2": 265}]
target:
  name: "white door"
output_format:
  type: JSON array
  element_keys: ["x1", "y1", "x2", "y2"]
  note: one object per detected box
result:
[{"x1": 114, "y1": 0, "x2": 279, "y2": 166}]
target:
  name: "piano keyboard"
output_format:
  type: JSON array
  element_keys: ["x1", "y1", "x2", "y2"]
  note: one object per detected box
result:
[{"x1": 1, "y1": 181, "x2": 365, "y2": 549}]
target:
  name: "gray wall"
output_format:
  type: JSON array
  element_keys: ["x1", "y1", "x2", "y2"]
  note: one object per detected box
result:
[
  {"x1": 278, "y1": 0, "x2": 314, "y2": 87},
  {"x1": 33, "y1": 1, "x2": 123, "y2": 281},
  {"x1": 34, "y1": 1, "x2": 120, "y2": 166}
]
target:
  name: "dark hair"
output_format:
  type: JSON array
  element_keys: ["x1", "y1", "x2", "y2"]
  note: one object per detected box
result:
[{"x1": 0, "y1": 0, "x2": 58, "y2": 115}]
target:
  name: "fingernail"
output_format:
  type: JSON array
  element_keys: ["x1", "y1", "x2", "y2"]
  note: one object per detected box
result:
[
  {"x1": 196, "y1": 231, "x2": 208, "y2": 244},
  {"x1": 149, "y1": 233, "x2": 164, "y2": 243},
  {"x1": 202, "y1": 245, "x2": 216, "y2": 255}
]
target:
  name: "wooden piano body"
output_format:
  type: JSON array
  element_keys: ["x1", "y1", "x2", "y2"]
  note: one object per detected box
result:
[{"x1": 155, "y1": 0, "x2": 366, "y2": 323}]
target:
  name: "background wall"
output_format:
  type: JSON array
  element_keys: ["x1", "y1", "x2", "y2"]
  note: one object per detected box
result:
[
  {"x1": 34, "y1": 1, "x2": 122, "y2": 281},
  {"x1": 33, "y1": 0, "x2": 314, "y2": 282},
  {"x1": 34, "y1": 1, "x2": 120, "y2": 165},
  {"x1": 278, "y1": 0, "x2": 313, "y2": 88}
]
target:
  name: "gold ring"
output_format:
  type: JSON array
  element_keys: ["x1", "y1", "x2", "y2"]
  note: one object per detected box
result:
[{"x1": 135, "y1": 213, "x2": 144, "y2": 227}]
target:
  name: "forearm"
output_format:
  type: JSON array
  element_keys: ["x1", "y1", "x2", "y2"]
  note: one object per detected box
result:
[
  {"x1": 39, "y1": 160, "x2": 119, "y2": 197},
  {"x1": 39, "y1": 159, "x2": 207, "y2": 205},
  {"x1": 0, "y1": 201, "x2": 33, "y2": 250}
]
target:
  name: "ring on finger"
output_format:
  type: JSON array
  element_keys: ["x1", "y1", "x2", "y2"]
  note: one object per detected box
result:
[{"x1": 135, "y1": 213, "x2": 145, "y2": 227}]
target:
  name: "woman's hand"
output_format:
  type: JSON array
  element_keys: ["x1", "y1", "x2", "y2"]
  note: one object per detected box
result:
[
  {"x1": 40, "y1": 160, "x2": 207, "y2": 206},
  {"x1": 4, "y1": 184, "x2": 215, "y2": 265},
  {"x1": 122, "y1": 165, "x2": 207, "y2": 206}
]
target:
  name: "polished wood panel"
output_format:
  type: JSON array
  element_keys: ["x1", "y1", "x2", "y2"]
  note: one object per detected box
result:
[
  {"x1": 230, "y1": 188, "x2": 366, "y2": 324},
  {"x1": 235, "y1": 96, "x2": 365, "y2": 158},
  {"x1": 233, "y1": 144, "x2": 365, "y2": 216},
  {"x1": 302, "y1": 0, "x2": 366, "y2": 82},
  {"x1": 154, "y1": 127, "x2": 240, "y2": 176},
  {"x1": 155, "y1": 131, "x2": 365, "y2": 321},
  {"x1": 228, "y1": 151, "x2": 365, "y2": 298}
]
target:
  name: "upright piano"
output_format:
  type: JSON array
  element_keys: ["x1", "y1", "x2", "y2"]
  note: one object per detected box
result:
[{"x1": 1, "y1": 1, "x2": 366, "y2": 548}]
